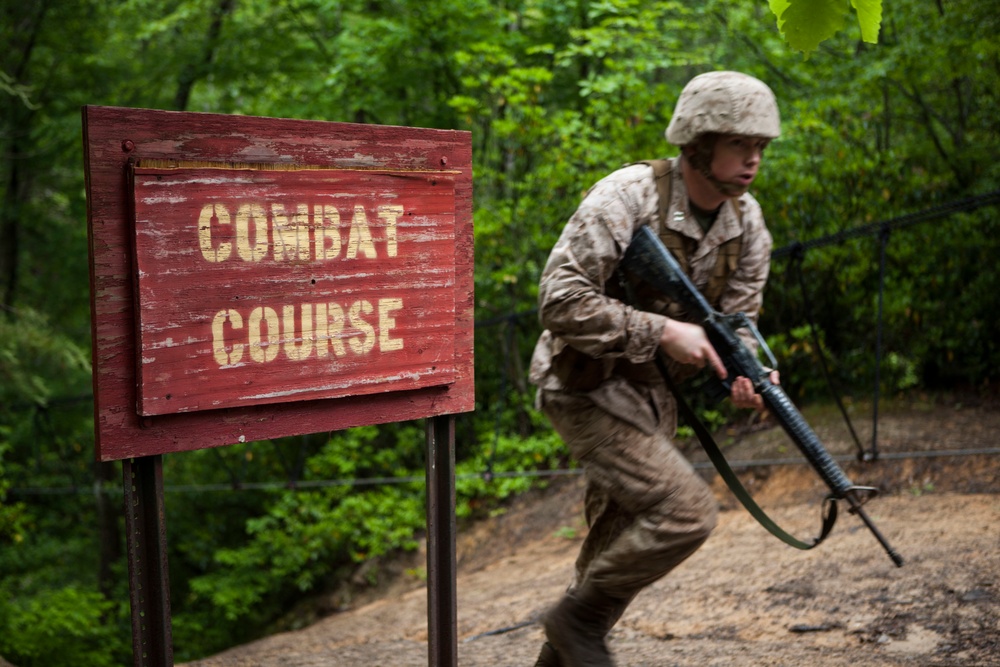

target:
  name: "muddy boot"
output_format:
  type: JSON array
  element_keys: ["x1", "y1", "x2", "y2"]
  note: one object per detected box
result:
[
  {"x1": 531, "y1": 641, "x2": 562, "y2": 666},
  {"x1": 598, "y1": 591, "x2": 634, "y2": 637},
  {"x1": 543, "y1": 586, "x2": 625, "y2": 667}
]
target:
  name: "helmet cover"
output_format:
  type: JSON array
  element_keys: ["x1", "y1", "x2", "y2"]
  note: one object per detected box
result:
[{"x1": 666, "y1": 71, "x2": 780, "y2": 146}]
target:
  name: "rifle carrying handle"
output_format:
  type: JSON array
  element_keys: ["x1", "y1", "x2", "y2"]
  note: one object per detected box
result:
[{"x1": 721, "y1": 311, "x2": 779, "y2": 375}]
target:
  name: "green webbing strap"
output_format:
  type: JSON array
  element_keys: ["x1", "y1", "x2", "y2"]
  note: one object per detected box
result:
[{"x1": 657, "y1": 357, "x2": 838, "y2": 551}]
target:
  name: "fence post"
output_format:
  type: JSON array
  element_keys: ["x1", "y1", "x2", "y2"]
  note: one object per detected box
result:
[{"x1": 871, "y1": 223, "x2": 892, "y2": 461}]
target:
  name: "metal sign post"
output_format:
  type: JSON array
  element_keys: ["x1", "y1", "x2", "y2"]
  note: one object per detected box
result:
[
  {"x1": 426, "y1": 415, "x2": 458, "y2": 666},
  {"x1": 122, "y1": 456, "x2": 172, "y2": 667}
]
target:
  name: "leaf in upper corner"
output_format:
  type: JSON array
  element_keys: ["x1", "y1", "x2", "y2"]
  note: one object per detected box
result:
[
  {"x1": 767, "y1": 0, "x2": 792, "y2": 32},
  {"x1": 851, "y1": 0, "x2": 883, "y2": 44},
  {"x1": 779, "y1": 0, "x2": 849, "y2": 55}
]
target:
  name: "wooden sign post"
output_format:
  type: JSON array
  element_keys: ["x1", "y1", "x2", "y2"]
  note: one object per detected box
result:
[{"x1": 83, "y1": 106, "x2": 473, "y2": 666}]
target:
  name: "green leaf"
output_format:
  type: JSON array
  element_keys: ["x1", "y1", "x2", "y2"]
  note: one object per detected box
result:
[
  {"x1": 768, "y1": 0, "x2": 791, "y2": 32},
  {"x1": 851, "y1": 0, "x2": 883, "y2": 44},
  {"x1": 780, "y1": 0, "x2": 849, "y2": 55},
  {"x1": 771, "y1": 0, "x2": 882, "y2": 52}
]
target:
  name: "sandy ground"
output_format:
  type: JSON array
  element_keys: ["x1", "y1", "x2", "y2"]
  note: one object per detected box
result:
[{"x1": 181, "y1": 397, "x2": 1000, "y2": 667}]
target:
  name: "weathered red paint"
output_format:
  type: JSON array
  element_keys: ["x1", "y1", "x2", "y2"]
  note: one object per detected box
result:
[
  {"x1": 130, "y1": 165, "x2": 458, "y2": 416},
  {"x1": 84, "y1": 106, "x2": 473, "y2": 461}
]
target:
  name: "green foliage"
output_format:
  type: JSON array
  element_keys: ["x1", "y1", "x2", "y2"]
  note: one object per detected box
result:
[
  {"x1": 769, "y1": 0, "x2": 882, "y2": 54},
  {"x1": 765, "y1": 325, "x2": 832, "y2": 401},
  {"x1": 0, "y1": 308, "x2": 93, "y2": 543},
  {"x1": 0, "y1": 586, "x2": 129, "y2": 667},
  {"x1": 455, "y1": 429, "x2": 568, "y2": 519},
  {"x1": 169, "y1": 426, "x2": 427, "y2": 654},
  {"x1": 0, "y1": 437, "x2": 26, "y2": 545},
  {"x1": 4, "y1": 0, "x2": 1000, "y2": 661},
  {"x1": 169, "y1": 422, "x2": 564, "y2": 657},
  {"x1": 0, "y1": 308, "x2": 91, "y2": 409}
]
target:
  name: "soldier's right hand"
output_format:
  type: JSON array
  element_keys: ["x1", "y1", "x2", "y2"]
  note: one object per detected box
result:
[{"x1": 659, "y1": 319, "x2": 727, "y2": 379}]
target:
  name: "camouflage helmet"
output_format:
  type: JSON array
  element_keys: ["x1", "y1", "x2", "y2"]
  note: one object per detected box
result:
[{"x1": 665, "y1": 71, "x2": 780, "y2": 146}]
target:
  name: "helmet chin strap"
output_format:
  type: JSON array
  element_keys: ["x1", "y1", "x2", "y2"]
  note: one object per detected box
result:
[
  {"x1": 690, "y1": 153, "x2": 746, "y2": 199},
  {"x1": 708, "y1": 174, "x2": 747, "y2": 198}
]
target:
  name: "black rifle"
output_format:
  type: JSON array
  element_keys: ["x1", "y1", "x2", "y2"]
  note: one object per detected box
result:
[{"x1": 623, "y1": 225, "x2": 904, "y2": 567}]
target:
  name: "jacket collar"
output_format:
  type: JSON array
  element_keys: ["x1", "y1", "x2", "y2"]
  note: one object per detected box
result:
[{"x1": 664, "y1": 157, "x2": 745, "y2": 262}]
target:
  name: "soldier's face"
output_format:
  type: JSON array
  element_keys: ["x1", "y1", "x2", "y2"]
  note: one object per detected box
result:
[{"x1": 710, "y1": 135, "x2": 770, "y2": 196}]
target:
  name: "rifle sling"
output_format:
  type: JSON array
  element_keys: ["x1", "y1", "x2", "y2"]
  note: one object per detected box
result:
[{"x1": 656, "y1": 356, "x2": 838, "y2": 551}]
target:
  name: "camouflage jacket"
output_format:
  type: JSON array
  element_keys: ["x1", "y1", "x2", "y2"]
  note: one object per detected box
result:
[{"x1": 529, "y1": 158, "x2": 772, "y2": 434}]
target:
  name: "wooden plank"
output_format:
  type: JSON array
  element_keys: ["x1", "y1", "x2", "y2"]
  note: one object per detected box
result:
[
  {"x1": 83, "y1": 106, "x2": 474, "y2": 461},
  {"x1": 130, "y1": 165, "x2": 457, "y2": 416}
]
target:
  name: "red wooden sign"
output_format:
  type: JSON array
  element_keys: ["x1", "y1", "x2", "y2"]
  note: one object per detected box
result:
[
  {"x1": 84, "y1": 107, "x2": 473, "y2": 461},
  {"x1": 130, "y1": 165, "x2": 458, "y2": 415}
]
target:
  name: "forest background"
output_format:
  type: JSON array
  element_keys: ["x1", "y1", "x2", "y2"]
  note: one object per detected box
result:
[{"x1": 2, "y1": 0, "x2": 998, "y2": 664}]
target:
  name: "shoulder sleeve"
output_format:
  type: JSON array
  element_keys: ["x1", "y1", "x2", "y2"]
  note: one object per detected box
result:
[{"x1": 537, "y1": 165, "x2": 669, "y2": 362}]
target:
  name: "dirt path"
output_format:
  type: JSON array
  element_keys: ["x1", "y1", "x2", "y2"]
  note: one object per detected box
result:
[{"x1": 182, "y1": 398, "x2": 1000, "y2": 667}]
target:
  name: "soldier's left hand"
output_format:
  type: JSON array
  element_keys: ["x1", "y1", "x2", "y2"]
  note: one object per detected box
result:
[{"x1": 730, "y1": 371, "x2": 780, "y2": 411}]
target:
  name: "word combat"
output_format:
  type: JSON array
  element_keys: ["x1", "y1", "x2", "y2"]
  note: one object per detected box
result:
[{"x1": 197, "y1": 202, "x2": 405, "y2": 263}]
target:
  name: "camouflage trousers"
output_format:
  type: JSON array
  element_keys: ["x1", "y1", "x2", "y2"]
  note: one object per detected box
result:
[{"x1": 539, "y1": 386, "x2": 718, "y2": 600}]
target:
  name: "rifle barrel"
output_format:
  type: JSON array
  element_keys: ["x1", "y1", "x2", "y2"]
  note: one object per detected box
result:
[{"x1": 848, "y1": 499, "x2": 905, "y2": 567}]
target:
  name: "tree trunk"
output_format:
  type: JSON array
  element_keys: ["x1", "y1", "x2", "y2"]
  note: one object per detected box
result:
[
  {"x1": 173, "y1": 0, "x2": 236, "y2": 111},
  {"x1": 0, "y1": 148, "x2": 24, "y2": 312},
  {"x1": 0, "y1": 3, "x2": 49, "y2": 312}
]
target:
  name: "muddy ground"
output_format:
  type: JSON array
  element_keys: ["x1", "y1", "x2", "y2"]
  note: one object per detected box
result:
[{"x1": 182, "y1": 395, "x2": 1000, "y2": 666}]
